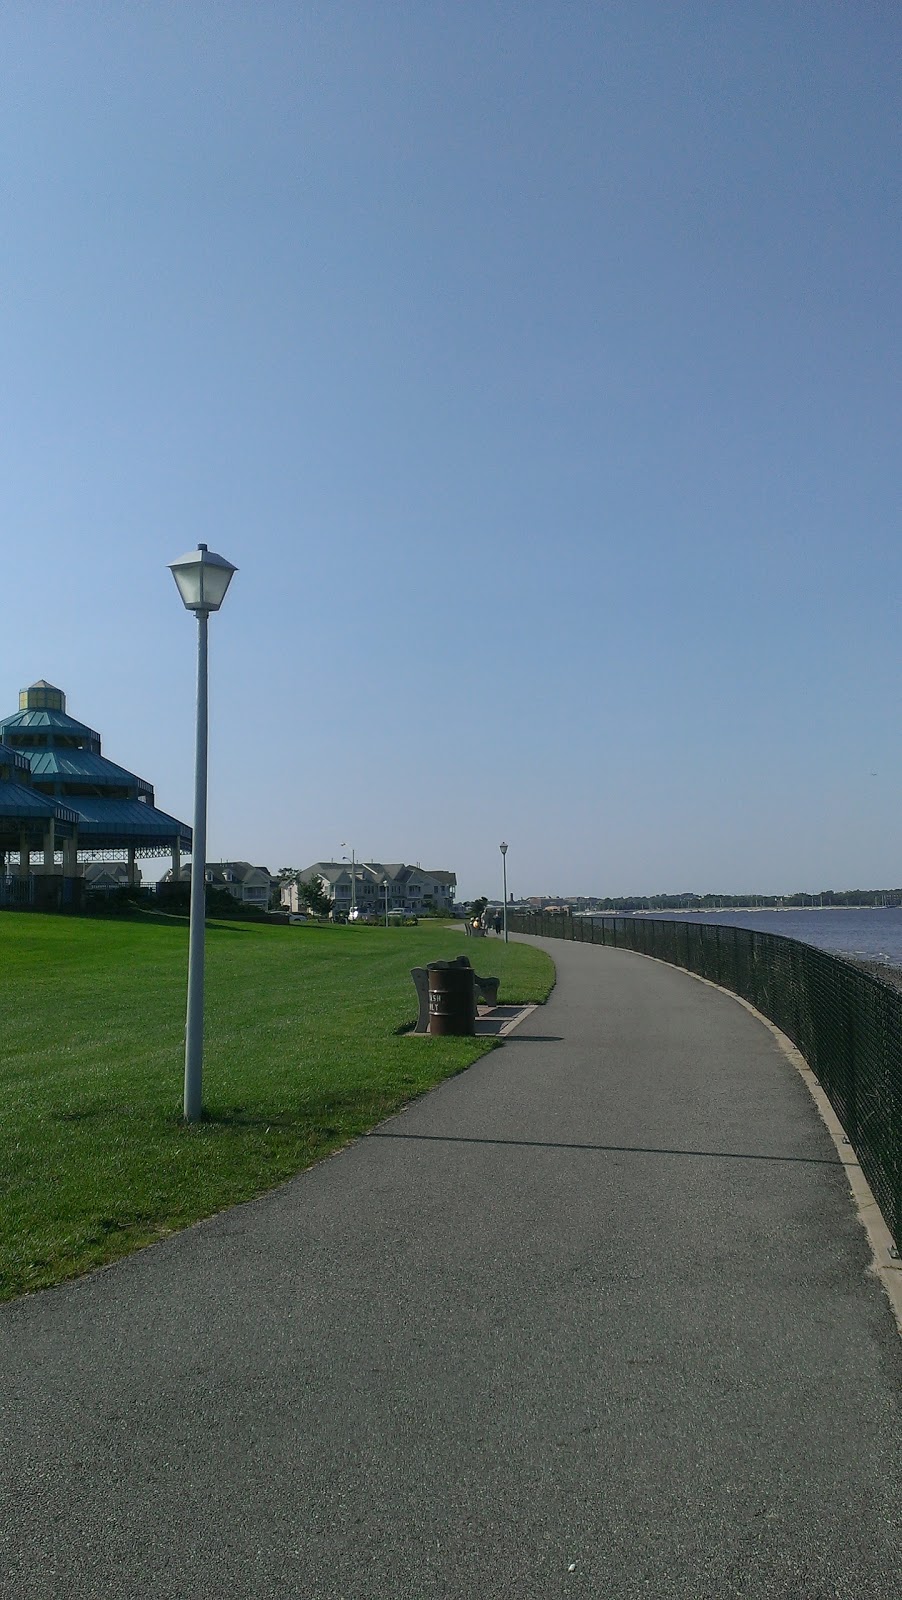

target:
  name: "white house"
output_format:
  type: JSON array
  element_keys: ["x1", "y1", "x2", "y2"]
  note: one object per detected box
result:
[
  {"x1": 166, "y1": 861, "x2": 274, "y2": 908},
  {"x1": 282, "y1": 861, "x2": 456, "y2": 916}
]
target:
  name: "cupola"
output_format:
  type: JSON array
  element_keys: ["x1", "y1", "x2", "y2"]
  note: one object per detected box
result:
[{"x1": 19, "y1": 682, "x2": 66, "y2": 713}]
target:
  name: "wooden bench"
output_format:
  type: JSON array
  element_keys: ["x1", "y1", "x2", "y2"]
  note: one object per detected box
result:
[{"x1": 410, "y1": 956, "x2": 500, "y2": 1034}]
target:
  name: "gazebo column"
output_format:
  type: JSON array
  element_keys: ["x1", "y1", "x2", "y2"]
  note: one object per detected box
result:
[
  {"x1": 63, "y1": 835, "x2": 78, "y2": 876},
  {"x1": 127, "y1": 845, "x2": 137, "y2": 886},
  {"x1": 18, "y1": 831, "x2": 30, "y2": 877},
  {"x1": 43, "y1": 819, "x2": 55, "y2": 874},
  {"x1": 171, "y1": 842, "x2": 180, "y2": 881}
]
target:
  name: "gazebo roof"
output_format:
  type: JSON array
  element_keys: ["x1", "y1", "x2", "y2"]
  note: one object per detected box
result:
[
  {"x1": 0, "y1": 782, "x2": 79, "y2": 835},
  {"x1": 70, "y1": 797, "x2": 192, "y2": 851},
  {"x1": 0, "y1": 708, "x2": 102, "y2": 743},
  {"x1": 1, "y1": 682, "x2": 191, "y2": 858},
  {"x1": 0, "y1": 743, "x2": 31, "y2": 776},
  {"x1": 27, "y1": 749, "x2": 153, "y2": 795},
  {"x1": 0, "y1": 783, "x2": 78, "y2": 821}
]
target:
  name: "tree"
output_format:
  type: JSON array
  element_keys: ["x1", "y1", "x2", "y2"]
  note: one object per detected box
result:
[{"x1": 298, "y1": 876, "x2": 334, "y2": 918}]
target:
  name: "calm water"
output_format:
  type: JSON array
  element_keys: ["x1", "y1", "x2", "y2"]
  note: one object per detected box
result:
[{"x1": 616, "y1": 908, "x2": 902, "y2": 967}]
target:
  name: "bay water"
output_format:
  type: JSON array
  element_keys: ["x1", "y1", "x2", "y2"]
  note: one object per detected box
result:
[{"x1": 618, "y1": 908, "x2": 902, "y2": 968}]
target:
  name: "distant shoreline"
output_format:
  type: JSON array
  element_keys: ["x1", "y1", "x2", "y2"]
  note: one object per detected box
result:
[{"x1": 626, "y1": 905, "x2": 898, "y2": 915}]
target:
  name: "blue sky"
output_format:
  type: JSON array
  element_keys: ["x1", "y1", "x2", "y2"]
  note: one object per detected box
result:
[{"x1": 2, "y1": 3, "x2": 899, "y2": 899}]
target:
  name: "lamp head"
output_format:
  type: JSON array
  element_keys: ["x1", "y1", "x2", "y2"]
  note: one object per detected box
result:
[
  {"x1": 169, "y1": 543, "x2": 237, "y2": 613},
  {"x1": 500, "y1": 841, "x2": 508, "y2": 855}
]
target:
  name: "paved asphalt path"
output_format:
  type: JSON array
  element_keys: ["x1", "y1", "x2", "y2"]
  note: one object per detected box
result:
[{"x1": 2, "y1": 937, "x2": 901, "y2": 1599}]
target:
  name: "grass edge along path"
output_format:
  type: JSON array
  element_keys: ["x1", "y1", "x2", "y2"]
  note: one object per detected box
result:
[{"x1": 0, "y1": 914, "x2": 554, "y2": 1302}]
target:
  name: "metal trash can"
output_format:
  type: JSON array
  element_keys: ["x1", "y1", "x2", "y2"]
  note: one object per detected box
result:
[{"x1": 428, "y1": 962, "x2": 476, "y2": 1035}]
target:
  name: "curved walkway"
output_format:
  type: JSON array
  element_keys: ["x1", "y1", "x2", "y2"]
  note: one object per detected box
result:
[{"x1": 1, "y1": 936, "x2": 901, "y2": 1598}]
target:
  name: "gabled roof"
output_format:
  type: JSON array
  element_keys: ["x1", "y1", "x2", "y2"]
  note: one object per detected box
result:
[
  {"x1": 84, "y1": 861, "x2": 132, "y2": 883},
  {"x1": 401, "y1": 867, "x2": 457, "y2": 886},
  {"x1": 176, "y1": 861, "x2": 272, "y2": 883},
  {"x1": 303, "y1": 862, "x2": 347, "y2": 885},
  {"x1": 300, "y1": 860, "x2": 455, "y2": 890},
  {"x1": 208, "y1": 862, "x2": 272, "y2": 882}
]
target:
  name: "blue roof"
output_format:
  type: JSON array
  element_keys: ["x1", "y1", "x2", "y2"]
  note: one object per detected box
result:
[
  {"x1": 69, "y1": 797, "x2": 191, "y2": 848},
  {"x1": 0, "y1": 781, "x2": 79, "y2": 827},
  {"x1": 26, "y1": 749, "x2": 153, "y2": 794},
  {"x1": 0, "y1": 743, "x2": 31, "y2": 775},
  {"x1": 0, "y1": 707, "x2": 101, "y2": 743},
  {"x1": 0, "y1": 692, "x2": 190, "y2": 852}
]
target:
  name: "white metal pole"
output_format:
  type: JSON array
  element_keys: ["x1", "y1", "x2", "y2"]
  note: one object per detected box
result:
[
  {"x1": 501, "y1": 843, "x2": 509, "y2": 943},
  {"x1": 351, "y1": 848, "x2": 357, "y2": 914},
  {"x1": 184, "y1": 610, "x2": 209, "y2": 1122}
]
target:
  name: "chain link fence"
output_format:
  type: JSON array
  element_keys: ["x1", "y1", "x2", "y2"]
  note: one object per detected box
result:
[{"x1": 510, "y1": 911, "x2": 902, "y2": 1251}]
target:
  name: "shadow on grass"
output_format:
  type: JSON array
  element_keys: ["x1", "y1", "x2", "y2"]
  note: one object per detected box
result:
[
  {"x1": 201, "y1": 1107, "x2": 384, "y2": 1134},
  {"x1": 52, "y1": 906, "x2": 279, "y2": 932}
]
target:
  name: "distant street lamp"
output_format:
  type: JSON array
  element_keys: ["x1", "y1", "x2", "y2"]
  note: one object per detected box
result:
[
  {"x1": 169, "y1": 542, "x2": 237, "y2": 1122},
  {"x1": 341, "y1": 844, "x2": 357, "y2": 919},
  {"x1": 382, "y1": 876, "x2": 390, "y2": 928},
  {"x1": 500, "y1": 841, "x2": 509, "y2": 943}
]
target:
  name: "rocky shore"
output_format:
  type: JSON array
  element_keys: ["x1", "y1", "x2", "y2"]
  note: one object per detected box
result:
[{"x1": 845, "y1": 956, "x2": 902, "y2": 994}]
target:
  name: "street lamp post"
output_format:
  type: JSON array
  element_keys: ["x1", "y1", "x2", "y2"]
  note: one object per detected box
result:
[
  {"x1": 341, "y1": 844, "x2": 357, "y2": 920},
  {"x1": 500, "y1": 841, "x2": 509, "y2": 943},
  {"x1": 169, "y1": 543, "x2": 237, "y2": 1122},
  {"x1": 382, "y1": 876, "x2": 390, "y2": 928}
]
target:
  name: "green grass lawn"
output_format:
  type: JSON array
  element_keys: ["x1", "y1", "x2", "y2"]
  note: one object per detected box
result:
[{"x1": 0, "y1": 912, "x2": 554, "y2": 1301}]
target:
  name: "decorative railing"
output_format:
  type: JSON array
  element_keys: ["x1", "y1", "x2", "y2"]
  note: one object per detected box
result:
[
  {"x1": 510, "y1": 912, "x2": 902, "y2": 1252},
  {"x1": 0, "y1": 875, "x2": 35, "y2": 908}
]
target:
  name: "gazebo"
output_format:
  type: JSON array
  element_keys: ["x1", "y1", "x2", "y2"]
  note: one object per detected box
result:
[
  {"x1": 0, "y1": 681, "x2": 191, "y2": 891},
  {"x1": 0, "y1": 742, "x2": 81, "y2": 904}
]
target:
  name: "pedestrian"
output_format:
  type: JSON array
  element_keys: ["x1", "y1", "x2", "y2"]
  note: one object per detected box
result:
[{"x1": 493, "y1": 911, "x2": 502, "y2": 935}]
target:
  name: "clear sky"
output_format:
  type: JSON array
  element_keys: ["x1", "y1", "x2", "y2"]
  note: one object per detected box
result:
[{"x1": 2, "y1": 3, "x2": 899, "y2": 900}]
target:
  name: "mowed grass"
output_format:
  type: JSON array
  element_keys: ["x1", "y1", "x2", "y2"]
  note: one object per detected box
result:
[{"x1": 0, "y1": 912, "x2": 553, "y2": 1301}]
